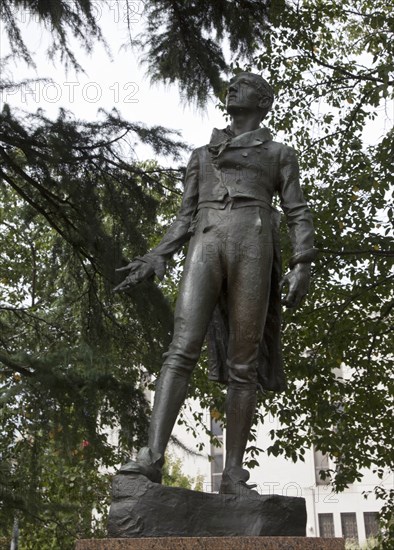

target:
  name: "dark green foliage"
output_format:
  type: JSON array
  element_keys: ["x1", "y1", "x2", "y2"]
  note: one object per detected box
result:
[{"x1": 0, "y1": 104, "x2": 186, "y2": 544}]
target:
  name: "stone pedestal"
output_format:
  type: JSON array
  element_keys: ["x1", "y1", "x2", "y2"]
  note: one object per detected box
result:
[
  {"x1": 107, "y1": 474, "x2": 307, "y2": 538},
  {"x1": 76, "y1": 537, "x2": 345, "y2": 549}
]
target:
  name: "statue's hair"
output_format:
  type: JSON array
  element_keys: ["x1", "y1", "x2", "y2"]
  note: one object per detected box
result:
[{"x1": 229, "y1": 72, "x2": 274, "y2": 105}]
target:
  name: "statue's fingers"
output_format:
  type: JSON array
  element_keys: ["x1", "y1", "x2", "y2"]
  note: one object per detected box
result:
[
  {"x1": 134, "y1": 274, "x2": 149, "y2": 285},
  {"x1": 116, "y1": 263, "x2": 138, "y2": 273},
  {"x1": 113, "y1": 272, "x2": 140, "y2": 292},
  {"x1": 125, "y1": 270, "x2": 145, "y2": 286},
  {"x1": 112, "y1": 281, "x2": 130, "y2": 293}
]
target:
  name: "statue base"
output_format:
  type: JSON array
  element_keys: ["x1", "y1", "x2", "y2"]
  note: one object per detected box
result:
[
  {"x1": 76, "y1": 537, "x2": 345, "y2": 549},
  {"x1": 107, "y1": 474, "x2": 307, "y2": 538}
]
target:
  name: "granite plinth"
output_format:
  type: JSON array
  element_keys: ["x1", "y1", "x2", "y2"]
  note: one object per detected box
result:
[
  {"x1": 76, "y1": 537, "x2": 345, "y2": 549},
  {"x1": 107, "y1": 474, "x2": 307, "y2": 538}
]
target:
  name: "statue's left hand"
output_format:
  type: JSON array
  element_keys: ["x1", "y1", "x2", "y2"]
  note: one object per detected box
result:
[{"x1": 279, "y1": 263, "x2": 311, "y2": 308}]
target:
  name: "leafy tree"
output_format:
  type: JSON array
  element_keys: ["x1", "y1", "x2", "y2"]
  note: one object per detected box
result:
[
  {"x1": 248, "y1": 2, "x2": 393, "y2": 542},
  {"x1": 1, "y1": 0, "x2": 393, "y2": 546}
]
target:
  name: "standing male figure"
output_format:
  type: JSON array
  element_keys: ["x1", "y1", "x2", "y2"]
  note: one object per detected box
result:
[{"x1": 115, "y1": 72, "x2": 317, "y2": 495}]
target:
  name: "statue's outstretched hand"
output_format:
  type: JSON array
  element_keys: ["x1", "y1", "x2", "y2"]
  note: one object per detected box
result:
[
  {"x1": 279, "y1": 263, "x2": 311, "y2": 308},
  {"x1": 113, "y1": 260, "x2": 155, "y2": 293}
]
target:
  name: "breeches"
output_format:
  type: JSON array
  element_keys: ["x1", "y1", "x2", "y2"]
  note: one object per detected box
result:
[{"x1": 163, "y1": 205, "x2": 273, "y2": 386}]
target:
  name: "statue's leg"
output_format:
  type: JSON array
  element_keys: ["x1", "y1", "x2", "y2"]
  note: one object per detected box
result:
[
  {"x1": 223, "y1": 370, "x2": 258, "y2": 477},
  {"x1": 120, "y1": 365, "x2": 192, "y2": 482},
  {"x1": 121, "y1": 214, "x2": 222, "y2": 480},
  {"x1": 147, "y1": 364, "x2": 190, "y2": 460},
  {"x1": 220, "y1": 206, "x2": 273, "y2": 495}
]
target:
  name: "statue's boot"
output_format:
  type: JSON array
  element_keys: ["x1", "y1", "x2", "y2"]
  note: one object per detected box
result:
[
  {"x1": 220, "y1": 379, "x2": 260, "y2": 497},
  {"x1": 220, "y1": 466, "x2": 260, "y2": 498},
  {"x1": 119, "y1": 365, "x2": 190, "y2": 483},
  {"x1": 119, "y1": 446, "x2": 163, "y2": 483}
]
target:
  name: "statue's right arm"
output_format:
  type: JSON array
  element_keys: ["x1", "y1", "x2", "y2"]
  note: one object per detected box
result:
[{"x1": 114, "y1": 149, "x2": 199, "y2": 291}]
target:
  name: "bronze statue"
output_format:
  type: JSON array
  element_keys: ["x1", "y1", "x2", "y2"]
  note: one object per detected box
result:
[{"x1": 114, "y1": 72, "x2": 317, "y2": 495}]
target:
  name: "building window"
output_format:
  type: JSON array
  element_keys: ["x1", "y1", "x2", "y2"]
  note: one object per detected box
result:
[
  {"x1": 313, "y1": 447, "x2": 330, "y2": 485},
  {"x1": 211, "y1": 453, "x2": 223, "y2": 492},
  {"x1": 318, "y1": 513, "x2": 335, "y2": 538},
  {"x1": 341, "y1": 512, "x2": 358, "y2": 541},
  {"x1": 211, "y1": 416, "x2": 223, "y2": 437},
  {"x1": 210, "y1": 416, "x2": 224, "y2": 492},
  {"x1": 364, "y1": 512, "x2": 379, "y2": 538}
]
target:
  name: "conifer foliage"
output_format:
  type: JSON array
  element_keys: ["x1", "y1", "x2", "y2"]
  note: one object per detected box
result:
[{"x1": 0, "y1": 103, "x2": 185, "y2": 544}]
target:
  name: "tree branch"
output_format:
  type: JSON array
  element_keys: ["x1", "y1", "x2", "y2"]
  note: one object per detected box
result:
[
  {"x1": 307, "y1": 50, "x2": 393, "y2": 85},
  {"x1": 0, "y1": 350, "x2": 34, "y2": 377}
]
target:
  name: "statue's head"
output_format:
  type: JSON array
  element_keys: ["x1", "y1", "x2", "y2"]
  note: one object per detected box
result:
[{"x1": 226, "y1": 72, "x2": 274, "y2": 121}]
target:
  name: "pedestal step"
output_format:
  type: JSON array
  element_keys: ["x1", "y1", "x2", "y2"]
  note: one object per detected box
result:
[{"x1": 76, "y1": 536, "x2": 345, "y2": 549}]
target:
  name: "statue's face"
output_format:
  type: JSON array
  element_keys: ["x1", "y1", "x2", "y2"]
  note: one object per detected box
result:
[{"x1": 226, "y1": 76, "x2": 262, "y2": 114}]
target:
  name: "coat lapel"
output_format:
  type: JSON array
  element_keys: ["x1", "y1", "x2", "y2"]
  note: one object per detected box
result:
[
  {"x1": 227, "y1": 127, "x2": 272, "y2": 148},
  {"x1": 208, "y1": 126, "x2": 272, "y2": 159}
]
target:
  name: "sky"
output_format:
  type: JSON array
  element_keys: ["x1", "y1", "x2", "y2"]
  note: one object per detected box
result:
[{"x1": 0, "y1": 1, "x2": 226, "y2": 163}]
